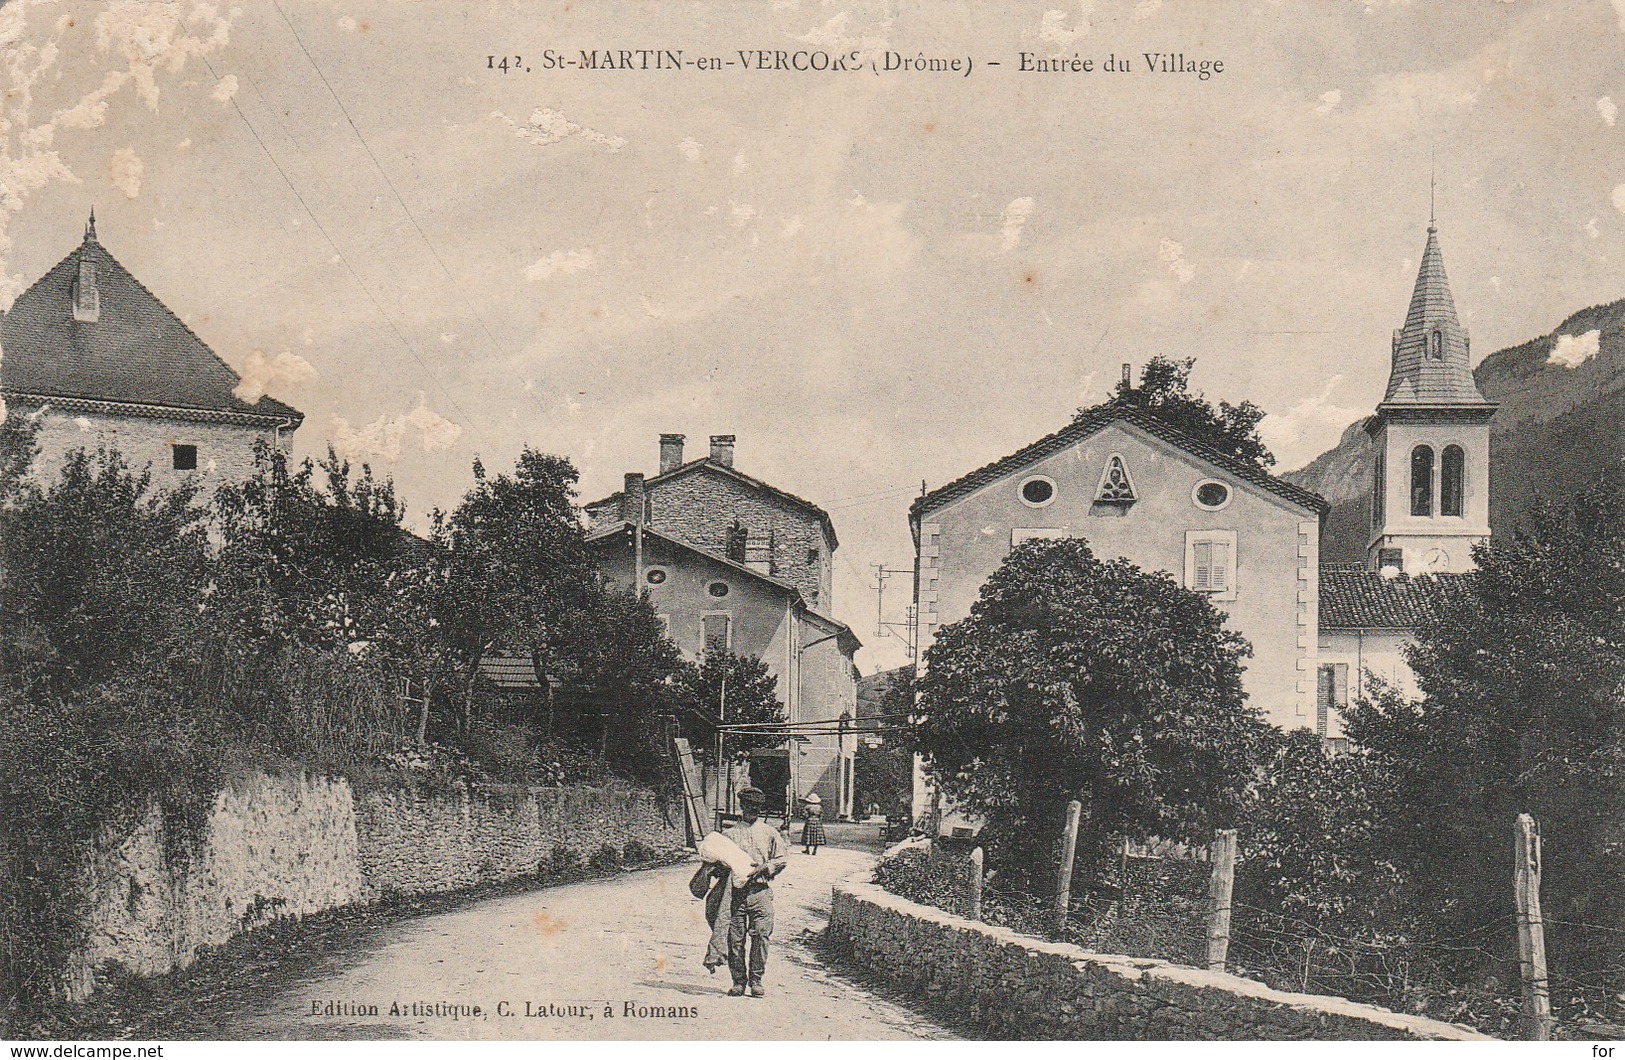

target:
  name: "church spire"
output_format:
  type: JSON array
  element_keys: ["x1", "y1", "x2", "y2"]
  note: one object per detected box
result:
[
  {"x1": 1380, "y1": 221, "x2": 1490, "y2": 408},
  {"x1": 85, "y1": 207, "x2": 97, "y2": 243}
]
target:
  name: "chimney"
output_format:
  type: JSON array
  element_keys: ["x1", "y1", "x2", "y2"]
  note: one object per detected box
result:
[
  {"x1": 621, "y1": 472, "x2": 646, "y2": 526},
  {"x1": 658, "y1": 433, "x2": 686, "y2": 475},
  {"x1": 72, "y1": 211, "x2": 100, "y2": 324},
  {"x1": 1121, "y1": 363, "x2": 1132, "y2": 389},
  {"x1": 709, "y1": 434, "x2": 735, "y2": 468}
]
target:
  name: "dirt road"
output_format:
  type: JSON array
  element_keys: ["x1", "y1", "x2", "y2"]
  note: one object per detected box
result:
[{"x1": 222, "y1": 833, "x2": 955, "y2": 1040}]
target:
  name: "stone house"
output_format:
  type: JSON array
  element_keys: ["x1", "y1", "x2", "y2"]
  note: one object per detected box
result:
[
  {"x1": 0, "y1": 214, "x2": 303, "y2": 488},
  {"x1": 586, "y1": 435, "x2": 860, "y2": 815}
]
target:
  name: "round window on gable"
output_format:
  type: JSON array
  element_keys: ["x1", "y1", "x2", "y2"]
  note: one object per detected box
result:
[
  {"x1": 645, "y1": 567, "x2": 668, "y2": 585},
  {"x1": 1019, "y1": 475, "x2": 1056, "y2": 508},
  {"x1": 1193, "y1": 480, "x2": 1232, "y2": 511},
  {"x1": 707, "y1": 581, "x2": 731, "y2": 599}
]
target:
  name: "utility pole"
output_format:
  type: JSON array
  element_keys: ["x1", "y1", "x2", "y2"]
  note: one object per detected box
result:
[{"x1": 871, "y1": 563, "x2": 919, "y2": 660}]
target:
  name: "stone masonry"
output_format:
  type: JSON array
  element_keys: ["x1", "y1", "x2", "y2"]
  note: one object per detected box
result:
[
  {"x1": 826, "y1": 852, "x2": 1491, "y2": 1041},
  {"x1": 64, "y1": 772, "x2": 686, "y2": 1000}
]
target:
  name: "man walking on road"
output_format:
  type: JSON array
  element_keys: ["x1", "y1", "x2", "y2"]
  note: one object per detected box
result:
[{"x1": 723, "y1": 786, "x2": 788, "y2": 998}]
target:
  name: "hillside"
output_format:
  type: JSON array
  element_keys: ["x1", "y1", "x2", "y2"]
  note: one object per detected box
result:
[{"x1": 1285, "y1": 299, "x2": 1625, "y2": 563}]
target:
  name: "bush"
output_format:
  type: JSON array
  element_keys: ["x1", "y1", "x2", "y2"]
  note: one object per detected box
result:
[{"x1": 587, "y1": 844, "x2": 623, "y2": 873}]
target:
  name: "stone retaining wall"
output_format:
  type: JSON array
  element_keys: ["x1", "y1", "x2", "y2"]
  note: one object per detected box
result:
[
  {"x1": 357, "y1": 782, "x2": 684, "y2": 898},
  {"x1": 828, "y1": 851, "x2": 1491, "y2": 1041},
  {"x1": 65, "y1": 772, "x2": 685, "y2": 999}
]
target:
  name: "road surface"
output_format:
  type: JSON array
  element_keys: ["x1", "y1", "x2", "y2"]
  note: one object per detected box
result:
[{"x1": 223, "y1": 828, "x2": 956, "y2": 1040}]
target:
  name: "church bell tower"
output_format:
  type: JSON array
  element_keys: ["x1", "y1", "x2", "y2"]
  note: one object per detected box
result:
[{"x1": 1366, "y1": 220, "x2": 1497, "y2": 575}]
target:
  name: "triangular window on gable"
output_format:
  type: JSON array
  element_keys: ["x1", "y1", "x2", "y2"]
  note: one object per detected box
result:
[{"x1": 1095, "y1": 454, "x2": 1137, "y2": 504}]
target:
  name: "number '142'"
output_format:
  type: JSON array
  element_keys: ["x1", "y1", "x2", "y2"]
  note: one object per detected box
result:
[{"x1": 487, "y1": 55, "x2": 524, "y2": 72}]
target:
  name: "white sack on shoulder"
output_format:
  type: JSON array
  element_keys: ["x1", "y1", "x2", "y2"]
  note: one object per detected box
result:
[{"x1": 698, "y1": 831, "x2": 756, "y2": 888}]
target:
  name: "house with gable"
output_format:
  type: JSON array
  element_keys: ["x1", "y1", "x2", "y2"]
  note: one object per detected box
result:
[
  {"x1": 910, "y1": 218, "x2": 1502, "y2": 821},
  {"x1": 585, "y1": 434, "x2": 860, "y2": 817},
  {"x1": 910, "y1": 401, "x2": 1329, "y2": 734},
  {"x1": 0, "y1": 214, "x2": 303, "y2": 487}
]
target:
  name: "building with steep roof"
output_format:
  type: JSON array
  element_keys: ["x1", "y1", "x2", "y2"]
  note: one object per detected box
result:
[
  {"x1": 586, "y1": 436, "x2": 860, "y2": 817},
  {"x1": 0, "y1": 214, "x2": 302, "y2": 489},
  {"x1": 1317, "y1": 220, "x2": 1492, "y2": 742},
  {"x1": 1365, "y1": 222, "x2": 1498, "y2": 576}
]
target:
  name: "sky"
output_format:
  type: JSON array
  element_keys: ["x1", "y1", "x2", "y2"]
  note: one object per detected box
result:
[{"x1": 2, "y1": 0, "x2": 1622, "y2": 672}]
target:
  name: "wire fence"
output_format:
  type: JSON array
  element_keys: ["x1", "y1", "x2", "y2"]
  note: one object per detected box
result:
[{"x1": 873, "y1": 839, "x2": 1624, "y2": 1040}]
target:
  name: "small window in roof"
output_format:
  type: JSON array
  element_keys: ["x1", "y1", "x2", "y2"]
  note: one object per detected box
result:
[
  {"x1": 172, "y1": 444, "x2": 198, "y2": 471},
  {"x1": 1019, "y1": 475, "x2": 1056, "y2": 507}
]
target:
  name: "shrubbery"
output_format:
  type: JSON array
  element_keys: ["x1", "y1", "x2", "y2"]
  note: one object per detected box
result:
[{"x1": 0, "y1": 428, "x2": 687, "y2": 1018}]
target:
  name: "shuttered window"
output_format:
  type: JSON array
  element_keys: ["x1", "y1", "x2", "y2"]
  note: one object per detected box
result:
[
  {"x1": 1317, "y1": 662, "x2": 1349, "y2": 737},
  {"x1": 702, "y1": 613, "x2": 731, "y2": 654},
  {"x1": 1185, "y1": 530, "x2": 1238, "y2": 600}
]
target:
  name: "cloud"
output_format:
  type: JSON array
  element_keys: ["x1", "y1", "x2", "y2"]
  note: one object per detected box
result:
[
  {"x1": 1315, "y1": 90, "x2": 1341, "y2": 115},
  {"x1": 330, "y1": 395, "x2": 463, "y2": 462},
  {"x1": 525, "y1": 247, "x2": 595, "y2": 281},
  {"x1": 109, "y1": 147, "x2": 143, "y2": 198},
  {"x1": 338, "y1": 16, "x2": 358, "y2": 33},
  {"x1": 1600, "y1": 96, "x2": 1618, "y2": 126},
  {"x1": 999, "y1": 197, "x2": 1035, "y2": 253},
  {"x1": 1613, "y1": 184, "x2": 1625, "y2": 214},
  {"x1": 211, "y1": 74, "x2": 238, "y2": 105},
  {"x1": 233, "y1": 349, "x2": 317, "y2": 404},
  {"x1": 1259, "y1": 377, "x2": 1365, "y2": 469},
  {"x1": 1613, "y1": 0, "x2": 1625, "y2": 32},
  {"x1": 678, "y1": 137, "x2": 702, "y2": 161},
  {"x1": 729, "y1": 202, "x2": 757, "y2": 228},
  {"x1": 491, "y1": 108, "x2": 625, "y2": 151},
  {"x1": 1586, "y1": 217, "x2": 1600, "y2": 239},
  {"x1": 1547, "y1": 330, "x2": 1599, "y2": 368},
  {"x1": 1157, "y1": 237, "x2": 1195, "y2": 283}
]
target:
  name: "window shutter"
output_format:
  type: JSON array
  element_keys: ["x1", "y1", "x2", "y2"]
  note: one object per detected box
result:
[
  {"x1": 1209, "y1": 542, "x2": 1231, "y2": 592},
  {"x1": 1193, "y1": 542, "x2": 1214, "y2": 590},
  {"x1": 1333, "y1": 663, "x2": 1349, "y2": 708},
  {"x1": 1316, "y1": 665, "x2": 1334, "y2": 736}
]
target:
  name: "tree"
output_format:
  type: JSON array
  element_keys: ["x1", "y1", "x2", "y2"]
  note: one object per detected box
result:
[
  {"x1": 914, "y1": 537, "x2": 1269, "y2": 890},
  {"x1": 676, "y1": 650, "x2": 786, "y2": 753},
  {"x1": 0, "y1": 446, "x2": 209, "y2": 698},
  {"x1": 429, "y1": 449, "x2": 600, "y2": 732},
  {"x1": 1343, "y1": 487, "x2": 1625, "y2": 971},
  {"x1": 1081, "y1": 355, "x2": 1275, "y2": 470}
]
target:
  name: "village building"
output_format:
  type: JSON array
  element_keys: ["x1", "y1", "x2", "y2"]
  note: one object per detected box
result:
[
  {"x1": 911, "y1": 220, "x2": 1497, "y2": 818},
  {"x1": 1316, "y1": 220, "x2": 1496, "y2": 740},
  {"x1": 586, "y1": 435, "x2": 860, "y2": 817},
  {"x1": 0, "y1": 215, "x2": 303, "y2": 486}
]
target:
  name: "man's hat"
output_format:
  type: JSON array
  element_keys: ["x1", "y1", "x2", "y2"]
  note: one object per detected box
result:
[
  {"x1": 803, "y1": 793, "x2": 821, "y2": 805},
  {"x1": 738, "y1": 786, "x2": 766, "y2": 807}
]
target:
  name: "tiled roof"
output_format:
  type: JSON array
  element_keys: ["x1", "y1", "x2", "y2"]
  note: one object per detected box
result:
[
  {"x1": 587, "y1": 457, "x2": 839, "y2": 549},
  {"x1": 0, "y1": 232, "x2": 303, "y2": 424},
  {"x1": 911, "y1": 401, "x2": 1327, "y2": 520},
  {"x1": 1380, "y1": 226, "x2": 1494, "y2": 409},
  {"x1": 1319, "y1": 565, "x2": 1471, "y2": 630}
]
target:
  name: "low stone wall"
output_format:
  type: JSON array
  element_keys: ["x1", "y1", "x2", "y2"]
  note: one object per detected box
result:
[
  {"x1": 828, "y1": 854, "x2": 1491, "y2": 1041},
  {"x1": 65, "y1": 772, "x2": 685, "y2": 1000},
  {"x1": 357, "y1": 782, "x2": 684, "y2": 898},
  {"x1": 68, "y1": 771, "x2": 360, "y2": 1000}
]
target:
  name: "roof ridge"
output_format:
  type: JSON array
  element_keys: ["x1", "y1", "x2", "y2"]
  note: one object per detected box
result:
[{"x1": 912, "y1": 400, "x2": 1326, "y2": 518}]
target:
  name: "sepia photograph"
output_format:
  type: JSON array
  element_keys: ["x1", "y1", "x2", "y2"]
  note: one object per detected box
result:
[{"x1": 0, "y1": 0, "x2": 1621, "y2": 1048}]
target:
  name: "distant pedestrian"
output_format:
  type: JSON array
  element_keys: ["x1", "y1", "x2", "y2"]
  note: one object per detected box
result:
[
  {"x1": 800, "y1": 793, "x2": 826, "y2": 855},
  {"x1": 721, "y1": 786, "x2": 787, "y2": 998}
]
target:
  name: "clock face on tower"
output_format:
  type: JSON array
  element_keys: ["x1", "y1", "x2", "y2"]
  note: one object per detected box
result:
[{"x1": 1423, "y1": 547, "x2": 1451, "y2": 572}]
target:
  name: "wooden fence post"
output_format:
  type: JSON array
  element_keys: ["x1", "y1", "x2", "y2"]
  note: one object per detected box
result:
[
  {"x1": 1514, "y1": 813, "x2": 1554, "y2": 1041},
  {"x1": 1206, "y1": 828, "x2": 1238, "y2": 972},
  {"x1": 1055, "y1": 800, "x2": 1083, "y2": 936},
  {"x1": 968, "y1": 846, "x2": 985, "y2": 922}
]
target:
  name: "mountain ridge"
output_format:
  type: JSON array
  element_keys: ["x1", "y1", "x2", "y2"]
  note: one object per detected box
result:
[{"x1": 1283, "y1": 298, "x2": 1625, "y2": 563}]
